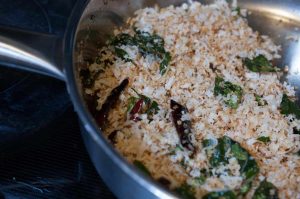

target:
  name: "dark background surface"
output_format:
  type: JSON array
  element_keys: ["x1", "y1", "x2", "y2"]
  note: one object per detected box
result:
[{"x1": 0, "y1": 0, "x2": 115, "y2": 198}]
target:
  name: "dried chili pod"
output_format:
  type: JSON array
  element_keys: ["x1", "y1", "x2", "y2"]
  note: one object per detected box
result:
[
  {"x1": 84, "y1": 93, "x2": 99, "y2": 117},
  {"x1": 157, "y1": 177, "x2": 171, "y2": 188},
  {"x1": 129, "y1": 98, "x2": 144, "y2": 122},
  {"x1": 170, "y1": 100, "x2": 195, "y2": 152},
  {"x1": 108, "y1": 130, "x2": 119, "y2": 145},
  {"x1": 96, "y1": 78, "x2": 129, "y2": 127}
]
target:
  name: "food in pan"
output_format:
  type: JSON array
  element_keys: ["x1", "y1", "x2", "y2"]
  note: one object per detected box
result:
[{"x1": 81, "y1": 0, "x2": 300, "y2": 198}]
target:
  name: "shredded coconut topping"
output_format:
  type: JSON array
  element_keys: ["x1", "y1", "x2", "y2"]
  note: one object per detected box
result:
[{"x1": 85, "y1": 1, "x2": 300, "y2": 198}]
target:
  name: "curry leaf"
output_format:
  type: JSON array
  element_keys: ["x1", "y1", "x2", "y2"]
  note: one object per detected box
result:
[
  {"x1": 238, "y1": 158, "x2": 259, "y2": 195},
  {"x1": 110, "y1": 29, "x2": 171, "y2": 75},
  {"x1": 253, "y1": 180, "x2": 279, "y2": 199},
  {"x1": 134, "y1": 30, "x2": 165, "y2": 55},
  {"x1": 242, "y1": 158, "x2": 259, "y2": 180},
  {"x1": 214, "y1": 76, "x2": 243, "y2": 109},
  {"x1": 132, "y1": 88, "x2": 151, "y2": 104},
  {"x1": 109, "y1": 33, "x2": 135, "y2": 46},
  {"x1": 208, "y1": 136, "x2": 259, "y2": 196},
  {"x1": 243, "y1": 55, "x2": 279, "y2": 72},
  {"x1": 203, "y1": 190, "x2": 237, "y2": 199},
  {"x1": 280, "y1": 94, "x2": 300, "y2": 119},
  {"x1": 202, "y1": 139, "x2": 215, "y2": 148},
  {"x1": 174, "y1": 183, "x2": 196, "y2": 199},
  {"x1": 134, "y1": 30, "x2": 171, "y2": 75},
  {"x1": 209, "y1": 136, "x2": 259, "y2": 180},
  {"x1": 232, "y1": 7, "x2": 241, "y2": 15},
  {"x1": 231, "y1": 143, "x2": 248, "y2": 161},
  {"x1": 133, "y1": 160, "x2": 151, "y2": 176},
  {"x1": 230, "y1": 141, "x2": 259, "y2": 182},
  {"x1": 114, "y1": 47, "x2": 132, "y2": 62},
  {"x1": 257, "y1": 136, "x2": 271, "y2": 143},
  {"x1": 108, "y1": 33, "x2": 135, "y2": 62},
  {"x1": 209, "y1": 136, "x2": 232, "y2": 167},
  {"x1": 146, "y1": 101, "x2": 160, "y2": 116},
  {"x1": 160, "y1": 51, "x2": 171, "y2": 75},
  {"x1": 194, "y1": 176, "x2": 206, "y2": 185},
  {"x1": 240, "y1": 181, "x2": 252, "y2": 195}
]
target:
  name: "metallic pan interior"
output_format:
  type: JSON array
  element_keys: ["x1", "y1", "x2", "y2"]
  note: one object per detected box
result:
[{"x1": 73, "y1": 0, "x2": 300, "y2": 198}]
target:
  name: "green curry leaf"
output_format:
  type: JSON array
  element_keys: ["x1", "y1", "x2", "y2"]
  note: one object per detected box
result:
[
  {"x1": 209, "y1": 136, "x2": 232, "y2": 167},
  {"x1": 280, "y1": 94, "x2": 300, "y2": 119},
  {"x1": 133, "y1": 160, "x2": 151, "y2": 176},
  {"x1": 240, "y1": 181, "x2": 252, "y2": 195},
  {"x1": 109, "y1": 33, "x2": 135, "y2": 46},
  {"x1": 232, "y1": 7, "x2": 241, "y2": 15},
  {"x1": 231, "y1": 143, "x2": 248, "y2": 161},
  {"x1": 253, "y1": 180, "x2": 279, "y2": 199},
  {"x1": 243, "y1": 55, "x2": 279, "y2": 73},
  {"x1": 110, "y1": 30, "x2": 171, "y2": 75},
  {"x1": 114, "y1": 47, "x2": 132, "y2": 62},
  {"x1": 146, "y1": 100, "x2": 160, "y2": 116},
  {"x1": 203, "y1": 190, "x2": 237, "y2": 199},
  {"x1": 202, "y1": 139, "x2": 215, "y2": 148},
  {"x1": 160, "y1": 51, "x2": 171, "y2": 75},
  {"x1": 174, "y1": 183, "x2": 196, "y2": 199},
  {"x1": 230, "y1": 141, "x2": 260, "y2": 182},
  {"x1": 208, "y1": 136, "x2": 259, "y2": 196},
  {"x1": 257, "y1": 136, "x2": 271, "y2": 143},
  {"x1": 194, "y1": 176, "x2": 206, "y2": 185},
  {"x1": 243, "y1": 158, "x2": 259, "y2": 180},
  {"x1": 214, "y1": 76, "x2": 243, "y2": 109}
]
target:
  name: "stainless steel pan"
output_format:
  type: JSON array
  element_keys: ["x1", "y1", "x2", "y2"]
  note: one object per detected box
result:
[{"x1": 1, "y1": 0, "x2": 300, "y2": 198}]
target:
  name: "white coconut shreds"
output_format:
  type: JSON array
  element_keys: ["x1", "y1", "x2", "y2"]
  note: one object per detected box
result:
[{"x1": 85, "y1": 1, "x2": 300, "y2": 198}]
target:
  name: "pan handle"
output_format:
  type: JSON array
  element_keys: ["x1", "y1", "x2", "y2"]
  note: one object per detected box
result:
[{"x1": 0, "y1": 26, "x2": 65, "y2": 81}]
